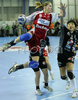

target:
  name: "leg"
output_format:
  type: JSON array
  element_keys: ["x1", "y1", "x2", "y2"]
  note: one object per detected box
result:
[
  {"x1": 0, "y1": 32, "x2": 32, "y2": 52},
  {"x1": 45, "y1": 56, "x2": 55, "y2": 80},
  {"x1": 39, "y1": 55, "x2": 53, "y2": 92},
  {"x1": 57, "y1": 54, "x2": 71, "y2": 89},
  {"x1": 8, "y1": 55, "x2": 39, "y2": 74},
  {"x1": 66, "y1": 62, "x2": 78, "y2": 98},
  {"x1": 8, "y1": 61, "x2": 30, "y2": 74},
  {"x1": 42, "y1": 68, "x2": 48, "y2": 83},
  {"x1": 41, "y1": 68, "x2": 53, "y2": 92},
  {"x1": 31, "y1": 56, "x2": 43, "y2": 95},
  {"x1": 59, "y1": 66, "x2": 71, "y2": 90}
]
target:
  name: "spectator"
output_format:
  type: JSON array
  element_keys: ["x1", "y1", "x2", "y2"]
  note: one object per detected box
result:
[
  {"x1": 26, "y1": 23, "x2": 31, "y2": 31},
  {"x1": 1, "y1": 27, "x2": 5, "y2": 37},
  {"x1": 6, "y1": 24, "x2": 10, "y2": 36},
  {"x1": 12, "y1": 23, "x2": 16, "y2": 36},
  {"x1": 15, "y1": 20, "x2": 19, "y2": 36},
  {"x1": 53, "y1": 21, "x2": 60, "y2": 36},
  {"x1": 30, "y1": 22, "x2": 34, "y2": 29},
  {"x1": 18, "y1": 24, "x2": 22, "y2": 36}
]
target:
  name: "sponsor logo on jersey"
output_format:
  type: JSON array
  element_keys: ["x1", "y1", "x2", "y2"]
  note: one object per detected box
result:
[
  {"x1": 36, "y1": 24, "x2": 47, "y2": 30},
  {"x1": 37, "y1": 18, "x2": 50, "y2": 26}
]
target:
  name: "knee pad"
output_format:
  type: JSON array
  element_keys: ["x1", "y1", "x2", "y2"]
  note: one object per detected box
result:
[
  {"x1": 67, "y1": 70, "x2": 75, "y2": 80},
  {"x1": 29, "y1": 60, "x2": 39, "y2": 68},
  {"x1": 20, "y1": 33, "x2": 31, "y2": 41},
  {"x1": 61, "y1": 75, "x2": 67, "y2": 80}
]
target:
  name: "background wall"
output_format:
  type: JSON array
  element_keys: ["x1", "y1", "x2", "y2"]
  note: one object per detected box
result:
[{"x1": 0, "y1": 0, "x2": 78, "y2": 26}]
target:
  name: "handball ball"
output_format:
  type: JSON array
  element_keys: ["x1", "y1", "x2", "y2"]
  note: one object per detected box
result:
[{"x1": 18, "y1": 15, "x2": 26, "y2": 25}]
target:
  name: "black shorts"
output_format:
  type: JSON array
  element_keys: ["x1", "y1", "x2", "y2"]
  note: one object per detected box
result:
[
  {"x1": 57, "y1": 53, "x2": 75, "y2": 68},
  {"x1": 29, "y1": 51, "x2": 47, "y2": 72}
]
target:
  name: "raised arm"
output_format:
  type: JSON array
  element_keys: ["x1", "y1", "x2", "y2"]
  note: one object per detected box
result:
[
  {"x1": 18, "y1": 11, "x2": 40, "y2": 25},
  {"x1": 58, "y1": 2, "x2": 66, "y2": 18}
]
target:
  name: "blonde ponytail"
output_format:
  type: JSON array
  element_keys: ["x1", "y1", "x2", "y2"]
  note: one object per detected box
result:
[{"x1": 35, "y1": 2, "x2": 42, "y2": 9}]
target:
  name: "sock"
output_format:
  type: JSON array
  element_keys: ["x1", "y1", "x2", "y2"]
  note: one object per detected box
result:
[
  {"x1": 66, "y1": 77, "x2": 70, "y2": 82},
  {"x1": 45, "y1": 83, "x2": 48, "y2": 86},
  {"x1": 16, "y1": 64, "x2": 24, "y2": 70},
  {"x1": 71, "y1": 78, "x2": 77, "y2": 91},
  {"x1": 36, "y1": 86, "x2": 40, "y2": 90},
  {"x1": 8, "y1": 40, "x2": 17, "y2": 46}
]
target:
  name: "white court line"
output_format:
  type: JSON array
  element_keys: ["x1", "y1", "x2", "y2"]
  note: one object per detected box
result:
[
  {"x1": 2, "y1": 77, "x2": 7, "y2": 79},
  {"x1": 41, "y1": 91, "x2": 72, "y2": 100},
  {"x1": 10, "y1": 76, "x2": 15, "y2": 78},
  {"x1": 18, "y1": 75, "x2": 23, "y2": 77}
]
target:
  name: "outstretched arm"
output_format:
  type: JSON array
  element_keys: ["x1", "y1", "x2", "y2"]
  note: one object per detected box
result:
[
  {"x1": 18, "y1": 11, "x2": 40, "y2": 23},
  {"x1": 58, "y1": 2, "x2": 67, "y2": 18}
]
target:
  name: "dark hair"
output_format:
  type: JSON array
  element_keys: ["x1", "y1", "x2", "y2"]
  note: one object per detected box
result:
[{"x1": 67, "y1": 20, "x2": 77, "y2": 27}]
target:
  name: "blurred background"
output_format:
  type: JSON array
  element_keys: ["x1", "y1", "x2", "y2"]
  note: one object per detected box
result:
[{"x1": 0, "y1": 0, "x2": 78, "y2": 37}]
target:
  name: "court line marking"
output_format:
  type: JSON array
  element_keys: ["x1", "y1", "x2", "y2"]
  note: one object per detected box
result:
[{"x1": 41, "y1": 91, "x2": 72, "y2": 100}]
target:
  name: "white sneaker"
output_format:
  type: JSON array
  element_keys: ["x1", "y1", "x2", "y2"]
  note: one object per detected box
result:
[
  {"x1": 1, "y1": 43, "x2": 11, "y2": 52},
  {"x1": 66, "y1": 81, "x2": 71, "y2": 90},
  {"x1": 50, "y1": 73, "x2": 55, "y2": 80},
  {"x1": 72, "y1": 91, "x2": 78, "y2": 98},
  {"x1": 44, "y1": 85, "x2": 53, "y2": 92},
  {"x1": 8, "y1": 62, "x2": 18, "y2": 74},
  {"x1": 35, "y1": 89, "x2": 42, "y2": 95}
]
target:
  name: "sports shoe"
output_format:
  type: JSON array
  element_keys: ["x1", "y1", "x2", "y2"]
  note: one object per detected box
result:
[
  {"x1": 8, "y1": 62, "x2": 18, "y2": 74},
  {"x1": 72, "y1": 91, "x2": 78, "y2": 98},
  {"x1": 0, "y1": 43, "x2": 11, "y2": 52},
  {"x1": 50, "y1": 73, "x2": 55, "y2": 80},
  {"x1": 44, "y1": 85, "x2": 53, "y2": 92},
  {"x1": 35, "y1": 89, "x2": 42, "y2": 95},
  {"x1": 66, "y1": 81, "x2": 71, "y2": 90}
]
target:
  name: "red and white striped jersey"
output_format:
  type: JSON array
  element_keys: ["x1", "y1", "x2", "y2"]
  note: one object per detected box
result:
[{"x1": 26, "y1": 10, "x2": 60, "y2": 40}]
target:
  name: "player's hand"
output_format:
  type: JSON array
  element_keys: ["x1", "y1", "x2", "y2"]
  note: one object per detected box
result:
[
  {"x1": 58, "y1": 2, "x2": 67, "y2": 10},
  {"x1": 18, "y1": 14, "x2": 25, "y2": 17}
]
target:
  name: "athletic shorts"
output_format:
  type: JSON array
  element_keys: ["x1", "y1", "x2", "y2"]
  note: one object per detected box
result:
[
  {"x1": 28, "y1": 28, "x2": 40, "y2": 52},
  {"x1": 57, "y1": 53, "x2": 75, "y2": 68},
  {"x1": 29, "y1": 51, "x2": 47, "y2": 72}
]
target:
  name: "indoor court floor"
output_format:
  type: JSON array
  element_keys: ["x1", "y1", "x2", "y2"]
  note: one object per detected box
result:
[{"x1": 0, "y1": 36, "x2": 78, "y2": 100}]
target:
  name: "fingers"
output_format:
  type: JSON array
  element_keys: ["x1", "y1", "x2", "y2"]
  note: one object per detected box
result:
[
  {"x1": 60, "y1": 2, "x2": 63, "y2": 6},
  {"x1": 18, "y1": 14, "x2": 25, "y2": 17},
  {"x1": 58, "y1": 2, "x2": 67, "y2": 10}
]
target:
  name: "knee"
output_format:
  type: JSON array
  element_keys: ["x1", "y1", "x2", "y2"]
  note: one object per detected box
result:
[
  {"x1": 20, "y1": 33, "x2": 31, "y2": 41},
  {"x1": 61, "y1": 75, "x2": 67, "y2": 80},
  {"x1": 29, "y1": 60, "x2": 39, "y2": 68},
  {"x1": 67, "y1": 70, "x2": 75, "y2": 80}
]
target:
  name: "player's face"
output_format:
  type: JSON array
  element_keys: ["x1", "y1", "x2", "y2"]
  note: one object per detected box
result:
[
  {"x1": 45, "y1": 3, "x2": 52, "y2": 13},
  {"x1": 67, "y1": 22, "x2": 75, "y2": 32}
]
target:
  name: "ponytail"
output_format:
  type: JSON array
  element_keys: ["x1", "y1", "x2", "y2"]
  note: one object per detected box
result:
[{"x1": 35, "y1": 2, "x2": 42, "y2": 9}]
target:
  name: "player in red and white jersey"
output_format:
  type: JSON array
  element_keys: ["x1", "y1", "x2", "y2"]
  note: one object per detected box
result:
[{"x1": 1, "y1": 1, "x2": 66, "y2": 95}]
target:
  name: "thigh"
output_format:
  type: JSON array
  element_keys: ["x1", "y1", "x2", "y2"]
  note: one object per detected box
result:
[
  {"x1": 59, "y1": 67, "x2": 66, "y2": 76},
  {"x1": 31, "y1": 56, "x2": 39, "y2": 62},
  {"x1": 66, "y1": 62, "x2": 73, "y2": 71}
]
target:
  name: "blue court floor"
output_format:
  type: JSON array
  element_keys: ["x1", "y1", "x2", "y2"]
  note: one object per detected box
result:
[{"x1": 0, "y1": 36, "x2": 78, "y2": 100}]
